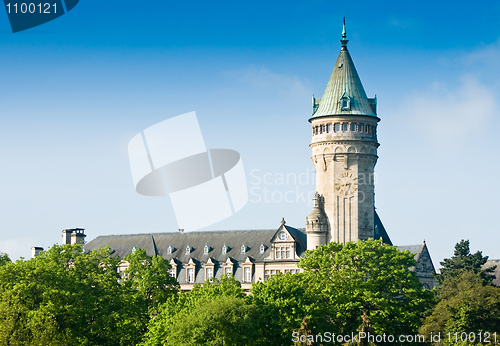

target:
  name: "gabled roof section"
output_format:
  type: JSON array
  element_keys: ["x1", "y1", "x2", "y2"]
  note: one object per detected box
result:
[
  {"x1": 397, "y1": 242, "x2": 436, "y2": 278},
  {"x1": 311, "y1": 21, "x2": 377, "y2": 120},
  {"x1": 483, "y1": 260, "x2": 500, "y2": 287},
  {"x1": 270, "y1": 219, "x2": 307, "y2": 254},
  {"x1": 374, "y1": 211, "x2": 392, "y2": 245}
]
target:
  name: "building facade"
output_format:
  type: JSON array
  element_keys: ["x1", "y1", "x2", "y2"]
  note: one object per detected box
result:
[{"x1": 82, "y1": 22, "x2": 438, "y2": 290}]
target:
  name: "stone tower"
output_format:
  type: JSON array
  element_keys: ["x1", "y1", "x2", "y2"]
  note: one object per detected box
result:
[{"x1": 306, "y1": 19, "x2": 379, "y2": 246}]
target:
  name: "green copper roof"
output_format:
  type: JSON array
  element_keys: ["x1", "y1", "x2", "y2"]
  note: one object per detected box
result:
[{"x1": 311, "y1": 21, "x2": 377, "y2": 119}]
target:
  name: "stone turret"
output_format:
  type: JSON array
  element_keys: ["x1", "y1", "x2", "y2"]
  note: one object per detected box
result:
[
  {"x1": 309, "y1": 19, "x2": 379, "y2": 244},
  {"x1": 306, "y1": 192, "x2": 328, "y2": 250}
]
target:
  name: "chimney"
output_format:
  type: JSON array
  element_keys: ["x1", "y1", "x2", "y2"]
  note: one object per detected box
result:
[
  {"x1": 178, "y1": 229, "x2": 184, "y2": 233},
  {"x1": 31, "y1": 246, "x2": 43, "y2": 258},
  {"x1": 62, "y1": 228, "x2": 86, "y2": 245}
]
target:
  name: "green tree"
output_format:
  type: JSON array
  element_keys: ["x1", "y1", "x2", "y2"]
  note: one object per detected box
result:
[
  {"x1": 122, "y1": 248, "x2": 179, "y2": 314},
  {"x1": 0, "y1": 252, "x2": 10, "y2": 266},
  {"x1": 0, "y1": 244, "x2": 125, "y2": 345},
  {"x1": 159, "y1": 296, "x2": 264, "y2": 346},
  {"x1": 298, "y1": 239, "x2": 433, "y2": 345},
  {"x1": 436, "y1": 239, "x2": 496, "y2": 285},
  {"x1": 0, "y1": 244, "x2": 178, "y2": 346},
  {"x1": 250, "y1": 272, "x2": 328, "y2": 346},
  {"x1": 141, "y1": 275, "x2": 253, "y2": 346},
  {"x1": 420, "y1": 271, "x2": 500, "y2": 345}
]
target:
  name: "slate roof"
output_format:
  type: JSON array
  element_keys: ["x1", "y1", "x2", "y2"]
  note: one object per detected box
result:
[
  {"x1": 484, "y1": 259, "x2": 500, "y2": 286},
  {"x1": 311, "y1": 24, "x2": 376, "y2": 120},
  {"x1": 84, "y1": 227, "x2": 308, "y2": 264},
  {"x1": 374, "y1": 211, "x2": 392, "y2": 245},
  {"x1": 397, "y1": 244, "x2": 425, "y2": 260}
]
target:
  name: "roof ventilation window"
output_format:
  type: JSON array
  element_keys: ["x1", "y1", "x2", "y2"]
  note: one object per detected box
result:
[
  {"x1": 241, "y1": 244, "x2": 247, "y2": 254},
  {"x1": 185, "y1": 245, "x2": 191, "y2": 255},
  {"x1": 222, "y1": 243, "x2": 228, "y2": 254},
  {"x1": 260, "y1": 243, "x2": 266, "y2": 254},
  {"x1": 204, "y1": 244, "x2": 211, "y2": 254},
  {"x1": 167, "y1": 245, "x2": 175, "y2": 255},
  {"x1": 340, "y1": 96, "x2": 351, "y2": 111}
]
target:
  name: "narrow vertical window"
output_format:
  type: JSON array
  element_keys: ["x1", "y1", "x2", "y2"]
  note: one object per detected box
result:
[
  {"x1": 342, "y1": 123, "x2": 348, "y2": 132},
  {"x1": 188, "y1": 268, "x2": 194, "y2": 283},
  {"x1": 286, "y1": 247, "x2": 291, "y2": 259},
  {"x1": 276, "y1": 248, "x2": 281, "y2": 259},
  {"x1": 169, "y1": 268, "x2": 176, "y2": 278},
  {"x1": 335, "y1": 123, "x2": 340, "y2": 132},
  {"x1": 244, "y1": 267, "x2": 251, "y2": 282},
  {"x1": 350, "y1": 123, "x2": 356, "y2": 132},
  {"x1": 206, "y1": 268, "x2": 213, "y2": 280},
  {"x1": 225, "y1": 267, "x2": 232, "y2": 276}
]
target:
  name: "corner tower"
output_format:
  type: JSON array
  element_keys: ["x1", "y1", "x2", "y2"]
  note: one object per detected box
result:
[{"x1": 307, "y1": 19, "x2": 379, "y2": 245}]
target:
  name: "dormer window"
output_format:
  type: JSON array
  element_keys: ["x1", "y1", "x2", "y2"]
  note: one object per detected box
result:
[
  {"x1": 222, "y1": 243, "x2": 228, "y2": 254},
  {"x1": 167, "y1": 245, "x2": 174, "y2": 255},
  {"x1": 260, "y1": 243, "x2": 265, "y2": 254},
  {"x1": 186, "y1": 245, "x2": 191, "y2": 255},
  {"x1": 132, "y1": 246, "x2": 138, "y2": 253},
  {"x1": 204, "y1": 244, "x2": 210, "y2": 254},
  {"x1": 340, "y1": 95, "x2": 351, "y2": 111},
  {"x1": 241, "y1": 244, "x2": 247, "y2": 254}
]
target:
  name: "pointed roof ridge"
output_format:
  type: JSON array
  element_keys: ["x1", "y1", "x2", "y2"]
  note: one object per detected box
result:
[{"x1": 311, "y1": 19, "x2": 377, "y2": 120}]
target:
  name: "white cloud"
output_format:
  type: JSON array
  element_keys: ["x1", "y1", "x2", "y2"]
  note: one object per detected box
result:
[
  {"x1": 389, "y1": 19, "x2": 411, "y2": 29},
  {"x1": 464, "y1": 38, "x2": 500, "y2": 68},
  {"x1": 405, "y1": 74, "x2": 498, "y2": 147},
  {"x1": 223, "y1": 67, "x2": 311, "y2": 98}
]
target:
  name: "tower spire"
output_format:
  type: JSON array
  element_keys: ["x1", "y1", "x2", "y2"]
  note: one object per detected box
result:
[{"x1": 341, "y1": 17, "x2": 348, "y2": 51}]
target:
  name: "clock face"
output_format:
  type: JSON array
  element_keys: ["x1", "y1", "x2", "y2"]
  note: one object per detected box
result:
[
  {"x1": 335, "y1": 171, "x2": 358, "y2": 196},
  {"x1": 279, "y1": 232, "x2": 287, "y2": 240}
]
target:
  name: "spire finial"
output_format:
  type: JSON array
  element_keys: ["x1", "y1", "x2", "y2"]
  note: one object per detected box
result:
[{"x1": 340, "y1": 17, "x2": 349, "y2": 51}]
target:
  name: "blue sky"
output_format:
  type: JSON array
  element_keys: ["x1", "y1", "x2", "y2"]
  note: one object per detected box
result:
[{"x1": 1, "y1": 0, "x2": 499, "y2": 267}]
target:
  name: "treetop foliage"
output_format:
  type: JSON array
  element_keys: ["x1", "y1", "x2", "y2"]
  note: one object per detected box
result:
[
  {"x1": 0, "y1": 252, "x2": 10, "y2": 267},
  {"x1": 436, "y1": 239, "x2": 496, "y2": 285},
  {"x1": 0, "y1": 244, "x2": 178, "y2": 346}
]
